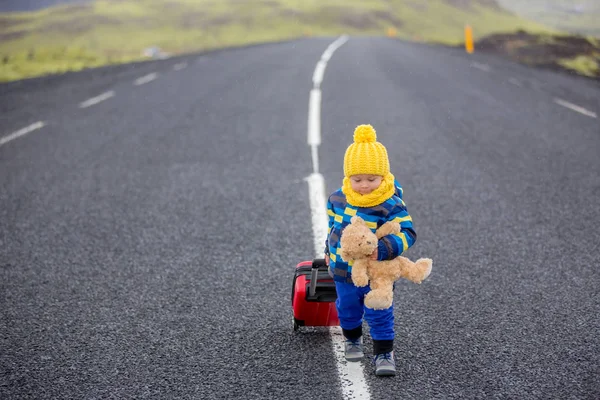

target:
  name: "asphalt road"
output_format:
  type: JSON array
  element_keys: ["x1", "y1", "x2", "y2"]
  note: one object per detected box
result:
[{"x1": 1, "y1": 37, "x2": 599, "y2": 399}]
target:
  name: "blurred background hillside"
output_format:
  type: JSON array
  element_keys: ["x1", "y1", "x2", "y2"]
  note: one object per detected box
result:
[
  {"x1": 0, "y1": 0, "x2": 598, "y2": 82},
  {"x1": 497, "y1": 0, "x2": 600, "y2": 37}
]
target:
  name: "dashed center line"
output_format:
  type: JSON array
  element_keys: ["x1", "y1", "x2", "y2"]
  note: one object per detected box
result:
[
  {"x1": 312, "y1": 61, "x2": 327, "y2": 89},
  {"x1": 79, "y1": 91, "x2": 115, "y2": 108},
  {"x1": 508, "y1": 77, "x2": 522, "y2": 87},
  {"x1": 134, "y1": 73, "x2": 158, "y2": 86},
  {"x1": 466, "y1": 60, "x2": 596, "y2": 120},
  {"x1": 173, "y1": 62, "x2": 187, "y2": 71},
  {"x1": 471, "y1": 62, "x2": 491, "y2": 72},
  {"x1": 554, "y1": 98, "x2": 597, "y2": 119},
  {"x1": 305, "y1": 35, "x2": 371, "y2": 400},
  {"x1": 0, "y1": 121, "x2": 45, "y2": 147}
]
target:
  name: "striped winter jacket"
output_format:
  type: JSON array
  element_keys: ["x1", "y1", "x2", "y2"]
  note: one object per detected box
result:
[{"x1": 324, "y1": 181, "x2": 417, "y2": 283}]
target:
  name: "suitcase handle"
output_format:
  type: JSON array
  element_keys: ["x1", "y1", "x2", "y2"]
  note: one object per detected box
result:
[{"x1": 309, "y1": 258, "x2": 327, "y2": 297}]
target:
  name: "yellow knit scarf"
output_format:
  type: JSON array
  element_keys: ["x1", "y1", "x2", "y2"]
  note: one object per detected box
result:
[{"x1": 342, "y1": 173, "x2": 396, "y2": 208}]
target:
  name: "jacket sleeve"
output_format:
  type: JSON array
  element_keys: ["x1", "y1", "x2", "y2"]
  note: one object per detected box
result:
[
  {"x1": 324, "y1": 197, "x2": 334, "y2": 256},
  {"x1": 376, "y1": 200, "x2": 417, "y2": 261}
]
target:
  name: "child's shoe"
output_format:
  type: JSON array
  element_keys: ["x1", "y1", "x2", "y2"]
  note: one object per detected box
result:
[
  {"x1": 373, "y1": 351, "x2": 396, "y2": 376},
  {"x1": 344, "y1": 337, "x2": 364, "y2": 361}
]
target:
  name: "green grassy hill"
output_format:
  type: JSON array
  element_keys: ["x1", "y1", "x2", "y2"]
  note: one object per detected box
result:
[
  {"x1": 0, "y1": 0, "x2": 563, "y2": 82},
  {"x1": 475, "y1": 31, "x2": 600, "y2": 78},
  {"x1": 497, "y1": 0, "x2": 600, "y2": 38}
]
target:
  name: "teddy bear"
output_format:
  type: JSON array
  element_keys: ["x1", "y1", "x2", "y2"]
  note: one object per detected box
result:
[{"x1": 339, "y1": 216, "x2": 432, "y2": 310}]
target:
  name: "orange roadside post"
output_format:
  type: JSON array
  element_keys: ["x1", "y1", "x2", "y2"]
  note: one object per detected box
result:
[{"x1": 465, "y1": 25, "x2": 474, "y2": 54}]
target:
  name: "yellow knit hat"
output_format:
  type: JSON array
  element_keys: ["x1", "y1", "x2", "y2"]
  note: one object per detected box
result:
[{"x1": 343, "y1": 124, "x2": 389, "y2": 177}]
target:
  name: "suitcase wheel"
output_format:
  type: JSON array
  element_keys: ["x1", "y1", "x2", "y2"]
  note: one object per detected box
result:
[{"x1": 293, "y1": 317, "x2": 303, "y2": 332}]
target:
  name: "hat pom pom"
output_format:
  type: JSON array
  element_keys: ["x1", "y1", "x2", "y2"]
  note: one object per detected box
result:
[{"x1": 353, "y1": 124, "x2": 377, "y2": 143}]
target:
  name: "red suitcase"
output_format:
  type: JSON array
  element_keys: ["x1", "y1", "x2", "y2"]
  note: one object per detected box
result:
[{"x1": 291, "y1": 259, "x2": 339, "y2": 331}]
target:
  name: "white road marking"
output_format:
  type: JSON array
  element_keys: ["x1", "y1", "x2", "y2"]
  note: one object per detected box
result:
[
  {"x1": 306, "y1": 173, "x2": 329, "y2": 257},
  {"x1": 308, "y1": 89, "x2": 322, "y2": 173},
  {"x1": 305, "y1": 172, "x2": 371, "y2": 400},
  {"x1": 471, "y1": 62, "x2": 491, "y2": 72},
  {"x1": 313, "y1": 35, "x2": 348, "y2": 88},
  {"x1": 323, "y1": 35, "x2": 348, "y2": 61},
  {"x1": 0, "y1": 121, "x2": 45, "y2": 147},
  {"x1": 508, "y1": 77, "x2": 522, "y2": 87},
  {"x1": 306, "y1": 35, "x2": 371, "y2": 400},
  {"x1": 313, "y1": 61, "x2": 327, "y2": 88},
  {"x1": 173, "y1": 62, "x2": 187, "y2": 71},
  {"x1": 134, "y1": 73, "x2": 158, "y2": 86},
  {"x1": 79, "y1": 91, "x2": 115, "y2": 108},
  {"x1": 553, "y1": 98, "x2": 597, "y2": 119}
]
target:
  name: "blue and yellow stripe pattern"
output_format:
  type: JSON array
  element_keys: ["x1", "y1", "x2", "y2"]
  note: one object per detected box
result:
[{"x1": 325, "y1": 182, "x2": 417, "y2": 283}]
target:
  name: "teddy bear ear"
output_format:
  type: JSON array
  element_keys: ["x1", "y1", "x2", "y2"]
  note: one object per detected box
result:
[{"x1": 351, "y1": 216, "x2": 365, "y2": 225}]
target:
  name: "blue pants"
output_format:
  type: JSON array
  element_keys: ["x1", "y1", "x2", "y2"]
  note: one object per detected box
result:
[{"x1": 334, "y1": 281, "x2": 395, "y2": 341}]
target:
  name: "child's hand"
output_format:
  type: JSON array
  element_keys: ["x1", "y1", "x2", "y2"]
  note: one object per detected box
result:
[
  {"x1": 369, "y1": 249, "x2": 378, "y2": 260},
  {"x1": 325, "y1": 254, "x2": 330, "y2": 266}
]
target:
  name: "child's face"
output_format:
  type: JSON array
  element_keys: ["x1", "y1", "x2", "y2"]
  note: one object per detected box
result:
[{"x1": 349, "y1": 174, "x2": 383, "y2": 195}]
